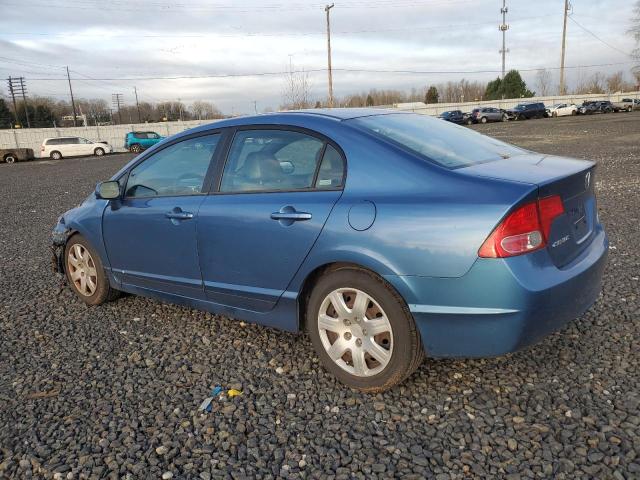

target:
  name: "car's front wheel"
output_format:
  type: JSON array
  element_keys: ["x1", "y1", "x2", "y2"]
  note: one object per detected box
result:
[
  {"x1": 64, "y1": 234, "x2": 119, "y2": 305},
  {"x1": 50, "y1": 151, "x2": 62, "y2": 160},
  {"x1": 94, "y1": 147, "x2": 105, "y2": 156},
  {"x1": 307, "y1": 266, "x2": 423, "y2": 392},
  {"x1": 480, "y1": 116, "x2": 488, "y2": 124}
]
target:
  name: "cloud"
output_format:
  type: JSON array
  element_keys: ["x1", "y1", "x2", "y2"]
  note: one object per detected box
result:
[{"x1": 0, "y1": 0, "x2": 635, "y2": 113}]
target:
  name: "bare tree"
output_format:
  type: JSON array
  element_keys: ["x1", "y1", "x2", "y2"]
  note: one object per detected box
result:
[
  {"x1": 605, "y1": 71, "x2": 634, "y2": 93},
  {"x1": 535, "y1": 69, "x2": 553, "y2": 96},
  {"x1": 573, "y1": 72, "x2": 606, "y2": 94},
  {"x1": 281, "y1": 62, "x2": 312, "y2": 110},
  {"x1": 190, "y1": 100, "x2": 223, "y2": 120}
]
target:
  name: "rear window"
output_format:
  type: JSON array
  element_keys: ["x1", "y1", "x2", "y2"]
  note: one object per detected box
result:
[{"x1": 349, "y1": 113, "x2": 524, "y2": 169}]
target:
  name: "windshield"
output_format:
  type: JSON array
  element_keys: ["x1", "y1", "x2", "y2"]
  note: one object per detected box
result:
[{"x1": 349, "y1": 113, "x2": 525, "y2": 169}]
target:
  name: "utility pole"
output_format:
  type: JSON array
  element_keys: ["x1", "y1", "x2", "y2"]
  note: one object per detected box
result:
[
  {"x1": 499, "y1": 0, "x2": 509, "y2": 79},
  {"x1": 253, "y1": 100, "x2": 258, "y2": 114},
  {"x1": 7, "y1": 77, "x2": 19, "y2": 126},
  {"x1": 7, "y1": 77, "x2": 31, "y2": 127},
  {"x1": 134, "y1": 86, "x2": 141, "y2": 123},
  {"x1": 18, "y1": 77, "x2": 30, "y2": 128},
  {"x1": 559, "y1": 0, "x2": 571, "y2": 95},
  {"x1": 112, "y1": 93, "x2": 123, "y2": 124},
  {"x1": 325, "y1": 3, "x2": 335, "y2": 108},
  {"x1": 66, "y1": 66, "x2": 78, "y2": 127}
]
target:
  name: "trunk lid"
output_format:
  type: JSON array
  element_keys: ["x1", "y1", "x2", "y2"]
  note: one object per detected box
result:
[{"x1": 461, "y1": 153, "x2": 597, "y2": 267}]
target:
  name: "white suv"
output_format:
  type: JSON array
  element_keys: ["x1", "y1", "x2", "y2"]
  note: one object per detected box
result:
[{"x1": 41, "y1": 137, "x2": 113, "y2": 160}]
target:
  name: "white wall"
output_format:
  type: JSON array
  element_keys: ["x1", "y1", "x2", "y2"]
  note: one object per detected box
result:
[{"x1": 0, "y1": 119, "x2": 219, "y2": 157}]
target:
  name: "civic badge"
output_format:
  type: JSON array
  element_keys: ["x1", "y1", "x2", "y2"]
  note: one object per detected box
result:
[{"x1": 585, "y1": 171, "x2": 591, "y2": 189}]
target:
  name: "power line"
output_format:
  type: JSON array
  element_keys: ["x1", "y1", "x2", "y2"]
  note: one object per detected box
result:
[
  {"x1": 0, "y1": 15, "x2": 560, "y2": 39},
  {"x1": 568, "y1": 15, "x2": 632, "y2": 58},
  {"x1": 21, "y1": 61, "x2": 635, "y2": 82}
]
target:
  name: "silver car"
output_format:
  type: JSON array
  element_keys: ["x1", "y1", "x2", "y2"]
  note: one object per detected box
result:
[{"x1": 471, "y1": 107, "x2": 507, "y2": 124}]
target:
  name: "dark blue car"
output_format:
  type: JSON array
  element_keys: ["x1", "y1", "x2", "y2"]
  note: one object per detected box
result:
[{"x1": 52, "y1": 109, "x2": 608, "y2": 391}]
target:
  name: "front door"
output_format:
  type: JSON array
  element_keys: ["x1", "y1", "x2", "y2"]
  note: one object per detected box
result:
[
  {"x1": 197, "y1": 128, "x2": 346, "y2": 312},
  {"x1": 102, "y1": 133, "x2": 222, "y2": 298}
]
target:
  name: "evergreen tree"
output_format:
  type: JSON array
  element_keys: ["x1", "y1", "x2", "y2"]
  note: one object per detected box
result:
[
  {"x1": 0, "y1": 99, "x2": 15, "y2": 129},
  {"x1": 425, "y1": 86, "x2": 439, "y2": 104},
  {"x1": 366, "y1": 94, "x2": 374, "y2": 107},
  {"x1": 501, "y1": 70, "x2": 534, "y2": 98},
  {"x1": 484, "y1": 70, "x2": 534, "y2": 100},
  {"x1": 484, "y1": 77, "x2": 502, "y2": 100}
]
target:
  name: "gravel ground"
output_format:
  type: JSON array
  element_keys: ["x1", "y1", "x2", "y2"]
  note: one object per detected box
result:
[{"x1": 1, "y1": 113, "x2": 639, "y2": 479}]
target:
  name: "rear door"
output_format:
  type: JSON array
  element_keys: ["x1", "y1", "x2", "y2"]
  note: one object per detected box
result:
[{"x1": 197, "y1": 127, "x2": 345, "y2": 312}]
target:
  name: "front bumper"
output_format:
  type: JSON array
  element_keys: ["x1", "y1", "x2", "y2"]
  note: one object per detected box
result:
[
  {"x1": 385, "y1": 226, "x2": 608, "y2": 358},
  {"x1": 51, "y1": 221, "x2": 70, "y2": 275}
]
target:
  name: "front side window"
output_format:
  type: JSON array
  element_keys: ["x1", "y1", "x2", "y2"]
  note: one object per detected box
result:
[
  {"x1": 220, "y1": 130, "x2": 325, "y2": 193},
  {"x1": 350, "y1": 113, "x2": 524, "y2": 169},
  {"x1": 79, "y1": 138, "x2": 92, "y2": 144},
  {"x1": 125, "y1": 134, "x2": 220, "y2": 198}
]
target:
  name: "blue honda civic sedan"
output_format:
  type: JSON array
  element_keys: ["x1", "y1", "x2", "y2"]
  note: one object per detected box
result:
[{"x1": 52, "y1": 109, "x2": 608, "y2": 391}]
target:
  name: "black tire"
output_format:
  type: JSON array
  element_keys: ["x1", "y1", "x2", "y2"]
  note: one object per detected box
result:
[
  {"x1": 50, "y1": 151, "x2": 62, "y2": 160},
  {"x1": 501, "y1": 114, "x2": 508, "y2": 122},
  {"x1": 130, "y1": 144, "x2": 142, "y2": 153},
  {"x1": 306, "y1": 266, "x2": 424, "y2": 392},
  {"x1": 64, "y1": 234, "x2": 120, "y2": 305},
  {"x1": 466, "y1": 118, "x2": 473, "y2": 125},
  {"x1": 4, "y1": 154, "x2": 16, "y2": 164},
  {"x1": 480, "y1": 116, "x2": 488, "y2": 124},
  {"x1": 571, "y1": 110, "x2": 577, "y2": 116},
  {"x1": 94, "y1": 147, "x2": 105, "y2": 156}
]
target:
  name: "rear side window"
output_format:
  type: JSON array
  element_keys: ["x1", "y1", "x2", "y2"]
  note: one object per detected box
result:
[
  {"x1": 350, "y1": 113, "x2": 524, "y2": 169},
  {"x1": 125, "y1": 134, "x2": 220, "y2": 197},
  {"x1": 220, "y1": 130, "x2": 326, "y2": 193},
  {"x1": 315, "y1": 145, "x2": 345, "y2": 189}
]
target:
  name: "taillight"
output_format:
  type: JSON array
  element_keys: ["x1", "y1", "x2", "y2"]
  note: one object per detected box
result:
[
  {"x1": 478, "y1": 195, "x2": 565, "y2": 258},
  {"x1": 40, "y1": 146, "x2": 45, "y2": 151}
]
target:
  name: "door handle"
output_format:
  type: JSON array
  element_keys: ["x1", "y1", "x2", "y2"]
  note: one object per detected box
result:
[
  {"x1": 270, "y1": 206, "x2": 312, "y2": 225},
  {"x1": 165, "y1": 210, "x2": 194, "y2": 220},
  {"x1": 270, "y1": 212, "x2": 312, "y2": 221}
]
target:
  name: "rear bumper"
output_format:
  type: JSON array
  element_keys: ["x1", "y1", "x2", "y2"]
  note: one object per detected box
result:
[{"x1": 385, "y1": 226, "x2": 608, "y2": 358}]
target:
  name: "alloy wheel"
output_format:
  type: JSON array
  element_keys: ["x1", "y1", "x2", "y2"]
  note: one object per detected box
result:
[
  {"x1": 67, "y1": 243, "x2": 98, "y2": 296},
  {"x1": 317, "y1": 288, "x2": 393, "y2": 377}
]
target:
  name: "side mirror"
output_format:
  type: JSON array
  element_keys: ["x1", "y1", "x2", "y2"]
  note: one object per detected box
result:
[{"x1": 96, "y1": 181, "x2": 121, "y2": 200}]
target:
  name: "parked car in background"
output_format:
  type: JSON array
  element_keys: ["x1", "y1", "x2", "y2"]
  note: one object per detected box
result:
[
  {"x1": 546, "y1": 103, "x2": 578, "y2": 117},
  {"x1": 471, "y1": 107, "x2": 507, "y2": 124},
  {"x1": 438, "y1": 110, "x2": 472, "y2": 125},
  {"x1": 506, "y1": 102, "x2": 547, "y2": 120},
  {"x1": 579, "y1": 101, "x2": 614, "y2": 115},
  {"x1": 612, "y1": 98, "x2": 640, "y2": 112},
  {"x1": 41, "y1": 137, "x2": 112, "y2": 160},
  {"x1": 124, "y1": 131, "x2": 165, "y2": 153},
  {"x1": 1, "y1": 148, "x2": 34, "y2": 164},
  {"x1": 52, "y1": 109, "x2": 608, "y2": 391}
]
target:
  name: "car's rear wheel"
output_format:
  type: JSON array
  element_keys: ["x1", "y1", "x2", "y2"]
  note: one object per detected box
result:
[
  {"x1": 480, "y1": 116, "x2": 488, "y2": 124},
  {"x1": 4, "y1": 154, "x2": 16, "y2": 164},
  {"x1": 130, "y1": 144, "x2": 142, "y2": 153},
  {"x1": 94, "y1": 147, "x2": 105, "y2": 156},
  {"x1": 307, "y1": 267, "x2": 423, "y2": 392},
  {"x1": 65, "y1": 234, "x2": 119, "y2": 305},
  {"x1": 50, "y1": 151, "x2": 62, "y2": 160}
]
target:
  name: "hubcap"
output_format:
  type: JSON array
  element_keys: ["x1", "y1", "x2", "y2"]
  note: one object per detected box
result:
[
  {"x1": 318, "y1": 288, "x2": 393, "y2": 377},
  {"x1": 67, "y1": 244, "x2": 98, "y2": 296}
]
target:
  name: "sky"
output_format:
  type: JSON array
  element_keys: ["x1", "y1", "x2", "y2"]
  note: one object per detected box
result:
[{"x1": 0, "y1": 0, "x2": 637, "y2": 114}]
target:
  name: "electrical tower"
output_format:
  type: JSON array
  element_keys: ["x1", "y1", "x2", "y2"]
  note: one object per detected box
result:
[
  {"x1": 499, "y1": 0, "x2": 509, "y2": 79},
  {"x1": 112, "y1": 93, "x2": 124, "y2": 124},
  {"x1": 7, "y1": 76, "x2": 31, "y2": 128}
]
